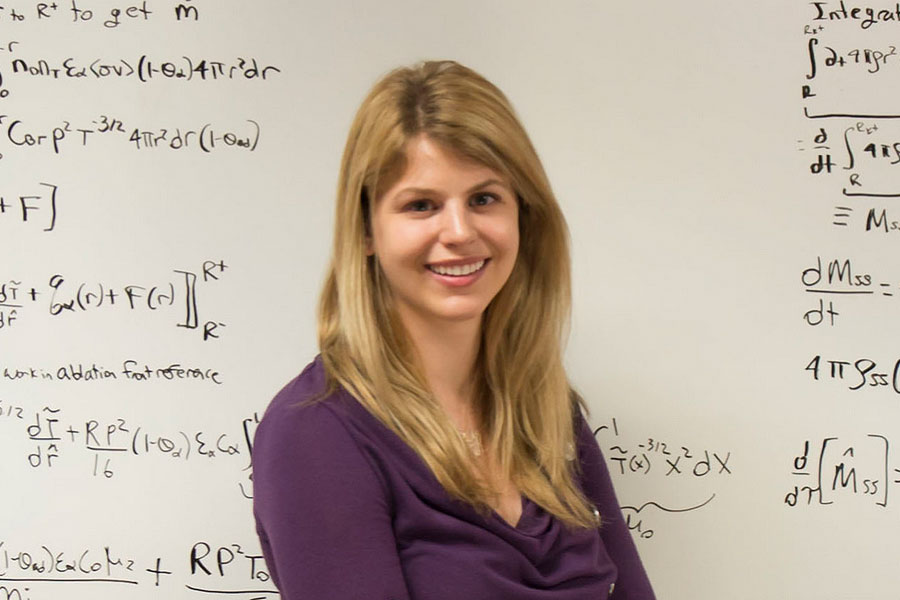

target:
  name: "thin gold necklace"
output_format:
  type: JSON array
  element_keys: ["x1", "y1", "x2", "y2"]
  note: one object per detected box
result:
[{"x1": 457, "y1": 428, "x2": 483, "y2": 457}]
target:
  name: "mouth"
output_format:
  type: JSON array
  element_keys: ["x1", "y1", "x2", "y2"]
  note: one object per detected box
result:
[{"x1": 426, "y1": 259, "x2": 488, "y2": 277}]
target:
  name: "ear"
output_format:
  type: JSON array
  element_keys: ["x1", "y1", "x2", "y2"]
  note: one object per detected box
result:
[{"x1": 365, "y1": 235, "x2": 375, "y2": 256}]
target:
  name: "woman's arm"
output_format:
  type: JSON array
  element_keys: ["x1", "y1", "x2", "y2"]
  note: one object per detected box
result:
[
  {"x1": 253, "y1": 397, "x2": 411, "y2": 600},
  {"x1": 575, "y1": 412, "x2": 656, "y2": 599}
]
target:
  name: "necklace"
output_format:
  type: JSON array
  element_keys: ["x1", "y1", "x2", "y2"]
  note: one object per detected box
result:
[{"x1": 457, "y1": 429, "x2": 483, "y2": 457}]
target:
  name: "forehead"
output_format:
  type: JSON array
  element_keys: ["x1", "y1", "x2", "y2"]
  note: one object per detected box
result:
[{"x1": 380, "y1": 135, "x2": 509, "y2": 198}]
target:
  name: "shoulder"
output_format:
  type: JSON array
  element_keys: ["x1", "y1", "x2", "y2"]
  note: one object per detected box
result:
[
  {"x1": 260, "y1": 354, "x2": 331, "y2": 420},
  {"x1": 255, "y1": 356, "x2": 344, "y2": 444},
  {"x1": 252, "y1": 359, "x2": 413, "y2": 598},
  {"x1": 252, "y1": 356, "x2": 386, "y2": 495}
]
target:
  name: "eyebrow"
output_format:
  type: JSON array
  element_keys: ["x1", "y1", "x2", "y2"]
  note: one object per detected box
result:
[{"x1": 394, "y1": 178, "x2": 510, "y2": 198}]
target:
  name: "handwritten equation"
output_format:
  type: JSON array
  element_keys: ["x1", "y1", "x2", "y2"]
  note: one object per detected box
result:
[
  {"x1": 0, "y1": 260, "x2": 228, "y2": 340},
  {"x1": 824, "y1": 203, "x2": 900, "y2": 233},
  {"x1": 10, "y1": 53, "x2": 280, "y2": 84},
  {"x1": 0, "y1": 538, "x2": 275, "y2": 600},
  {"x1": 593, "y1": 418, "x2": 732, "y2": 479},
  {"x1": 800, "y1": 255, "x2": 900, "y2": 326},
  {"x1": 805, "y1": 353, "x2": 900, "y2": 394},
  {"x1": 801, "y1": 121, "x2": 900, "y2": 198},
  {"x1": 784, "y1": 433, "x2": 899, "y2": 509},
  {"x1": 801, "y1": 3, "x2": 900, "y2": 227},
  {"x1": 2, "y1": 115, "x2": 261, "y2": 155},
  {"x1": 593, "y1": 417, "x2": 728, "y2": 540},
  {"x1": 0, "y1": 182, "x2": 57, "y2": 231},
  {"x1": 807, "y1": 39, "x2": 900, "y2": 76},
  {"x1": 5, "y1": 402, "x2": 258, "y2": 495}
]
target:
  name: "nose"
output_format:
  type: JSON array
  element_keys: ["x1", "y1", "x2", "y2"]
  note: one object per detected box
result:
[{"x1": 439, "y1": 199, "x2": 476, "y2": 245}]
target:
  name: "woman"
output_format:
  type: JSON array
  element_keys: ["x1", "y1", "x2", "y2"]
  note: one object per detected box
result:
[{"x1": 253, "y1": 60, "x2": 655, "y2": 599}]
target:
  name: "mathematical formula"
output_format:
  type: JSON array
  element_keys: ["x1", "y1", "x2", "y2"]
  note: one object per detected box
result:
[
  {"x1": 0, "y1": 538, "x2": 273, "y2": 600},
  {"x1": 0, "y1": 182, "x2": 57, "y2": 231},
  {"x1": 593, "y1": 418, "x2": 733, "y2": 480},
  {"x1": 801, "y1": 1, "x2": 900, "y2": 229},
  {"x1": 10, "y1": 54, "x2": 280, "y2": 84},
  {"x1": 1, "y1": 3, "x2": 282, "y2": 600},
  {"x1": 2, "y1": 115, "x2": 261, "y2": 155},
  {"x1": 800, "y1": 255, "x2": 900, "y2": 326},
  {"x1": 805, "y1": 353, "x2": 900, "y2": 394},
  {"x1": 0, "y1": 260, "x2": 228, "y2": 341},
  {"x1": 592, "y1": 417, "x2": 728, "y2": 541},
  {"x1": 799, "y1": 121, "x2": 900, "y2": 200},
  {"x1": 807, "y1": 39, "x2": 899, "y2": 76},
  {"x1": 3, "y1": 401, "x2": 258, "y2": 497},
  {"x1": 785, "y1": 433, "x2": 899, "y2": 509}
]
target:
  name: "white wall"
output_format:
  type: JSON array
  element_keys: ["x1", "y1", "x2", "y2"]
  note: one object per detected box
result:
[{"x1": 2, "y1": 1, "x2": 896, "y2": 598}]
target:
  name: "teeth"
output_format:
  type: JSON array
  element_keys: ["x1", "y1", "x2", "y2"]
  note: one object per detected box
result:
[{"x1": 429, "y1": 259, "x2": 485, "y2": 276}]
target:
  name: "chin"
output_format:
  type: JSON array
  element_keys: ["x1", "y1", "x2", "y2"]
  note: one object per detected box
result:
[{"x1": 430, "y1": 300, "x2": 490, "y2": 324}]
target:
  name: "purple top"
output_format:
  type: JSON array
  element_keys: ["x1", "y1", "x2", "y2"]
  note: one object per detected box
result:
[{"x1": 253, "y1": 357, "x2": 655, "y2": 600}]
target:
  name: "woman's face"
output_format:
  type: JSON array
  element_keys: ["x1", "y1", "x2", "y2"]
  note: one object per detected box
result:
[{"x1": 368, "y1": 134, "x2": 520, "y2": 331}]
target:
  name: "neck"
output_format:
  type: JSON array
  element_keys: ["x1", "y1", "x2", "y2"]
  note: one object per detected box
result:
[{"x1": 397, "y1": 308, "x2": 482, "y2": 431}]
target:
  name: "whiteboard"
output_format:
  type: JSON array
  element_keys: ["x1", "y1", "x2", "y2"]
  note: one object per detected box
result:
[{"x1": 2, "y1": 1, "x2": 896, "y2": 598}]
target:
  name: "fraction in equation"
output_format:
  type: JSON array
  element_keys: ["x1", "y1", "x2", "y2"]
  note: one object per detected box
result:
[
  {"x1": 801, "y1": 256, "x2": 900, "y2": 326},
  {"x1": 22, "y1": 405, "x2": 246, "y2": 477},
  {"x1": 785, "y1": 434, "x2": 898, "y2": 509},
  {"x1": 0, "y1": 260, "x2": 228, "y2": 340}
]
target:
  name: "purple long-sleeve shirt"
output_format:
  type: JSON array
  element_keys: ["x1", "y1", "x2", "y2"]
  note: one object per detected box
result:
[{"x1": 253, "y1": 357, "x2": 655, "y2": 599}]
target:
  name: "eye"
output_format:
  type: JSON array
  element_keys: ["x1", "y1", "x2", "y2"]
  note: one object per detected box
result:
[
  {"x1": 470, "y1": 193, "x2": 498, "y2": 207},
  {"x1": 404, "y1": 199, "x2": 435, "y2": 212}
]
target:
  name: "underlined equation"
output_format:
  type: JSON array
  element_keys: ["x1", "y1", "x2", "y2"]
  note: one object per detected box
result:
[
  {"x1": 802, "y1": 120, "x2": 900, "y2": 232},
  {"x1": 801, "y1": 3, "x2": 900, "y2": 229},
  {"x1": 800, "y1": 255, "x2": 900, "y2": 326},
  {"x1": 0, "y1": 182, "x2": 57, "y2": 230},
  {"x1": 784, "y1": 433, "x2": 899, "y2": 509},
  {"x1": 0, "y1": 259, "x2": 228, "y2": 340},
  {"x1": 799, "y1": 111, "x2": 900, "y2": 227},
  {"x1": 592, "y1": 418, "x2": 730, "y2": 540},
  {"x1": 1, "y1": 114, "x2": 261, "y2": 156},
  {"x1": 6, "y1": 402, "x2": 258, "y2": 494},
  {"x1": 0, "y1": 538, "x2": 274, "y2": 600}
]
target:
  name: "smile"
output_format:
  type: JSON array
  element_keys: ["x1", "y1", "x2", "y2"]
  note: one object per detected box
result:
[{"x1": 427, "y1": 259, "x2": 487, "y2": 277}]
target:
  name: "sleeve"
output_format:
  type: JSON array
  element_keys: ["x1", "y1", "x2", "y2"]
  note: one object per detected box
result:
[
  {"x1": 252, "y1": 397, "x2": 412, "y2": 600},
  {"x1": 574, "y1": 412, "x2": 656, "y2": 600}
]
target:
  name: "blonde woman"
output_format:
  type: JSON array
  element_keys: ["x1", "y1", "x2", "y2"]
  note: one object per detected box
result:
[{"x1": 253, "y1": 61, "x2": 655, "y2": 599}]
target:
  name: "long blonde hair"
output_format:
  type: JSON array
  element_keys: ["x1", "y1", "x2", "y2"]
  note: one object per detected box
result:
[{"x1": 318, "y1": 60, "x2": 597, "y2": 528}]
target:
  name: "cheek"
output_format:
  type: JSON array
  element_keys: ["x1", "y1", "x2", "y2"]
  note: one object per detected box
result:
[
  {"x1": 373, "y1": 221, "x2": 432, "y2": 268},
  {"x1": 488, "y1": 218, "x2": 520, "y2": 260}
]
